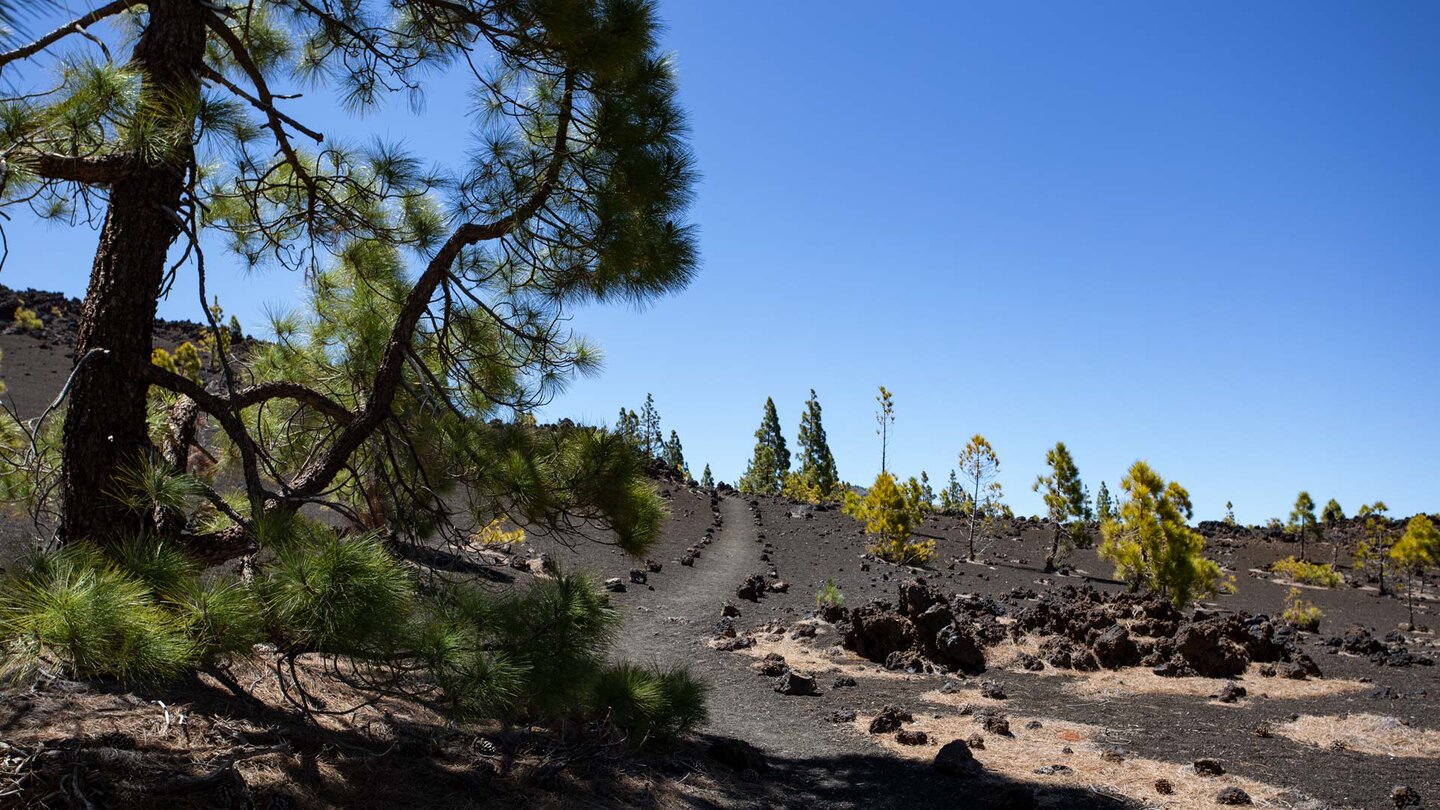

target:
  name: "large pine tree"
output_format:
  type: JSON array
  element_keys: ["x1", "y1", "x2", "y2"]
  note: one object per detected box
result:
[
  {"x1": 796, "y1": 389, "x2": 838, "y2": 497},
  {"x1": 739, "y1": 397, "x2": 789, "y2": 495},
  {"x1": 0, "y1": 0, "x2": 698, "y2": 548}
]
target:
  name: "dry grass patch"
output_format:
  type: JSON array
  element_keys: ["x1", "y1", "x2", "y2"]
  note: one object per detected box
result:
[
  {"x1": 1275, "y1": 714, "x2": 1440, "y2": 759},
  {"x1": 853, "y1": 712, "x2": 1292, "y2": 808},
  {"x1": 1052, "y1": 665, "x2": 1368, "y2": 702}
]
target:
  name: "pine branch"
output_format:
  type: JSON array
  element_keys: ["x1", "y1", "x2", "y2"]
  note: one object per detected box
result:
[
  {"x1": 0, "y1": 0, "x2": 139, "y2": 68},
  {"x1": 22, "y1": 153, "x2": 132, "y2": 184},
  {"x1": 285, "y1": 70, "x2": 576, "y2": 502}
]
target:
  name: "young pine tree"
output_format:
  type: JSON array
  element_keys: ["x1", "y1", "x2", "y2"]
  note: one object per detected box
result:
[
  {"x1": 957, "y1": 434, "x2": 1002, "y2": 561},
  {"x1": 1322, "y1": 498, "x2": 1345, "y2": 527},
  {"x1": 664, "y1": 431, "x2": 685, "y2": 472},
  {"x1": 1096, "y1": 481, "x2": 1113, "y2": 523},
  {"x1": 700, "y1": 464, "x2": 714, "y2": 489},
  {"x1": 738, "y1": 398, "x2": 789, "y2": 495},
  {"x1": 796, "y1": 389, "x2": 839, "y2": 498},
  {"x1": 1287, "y1": 491, "x2": 1318, "y2": 561},
  {"x1": 939, "y1": 470, "x2": 967, "y2": 515},
  {"x1": 1391, "y1": 515, "x2": 1439, "y2": 629},
  {"x1": 875, "y1": 386, "x2": 895, "y2": 474},
  {"x1": 1356, "y1": 502, "x2": 1394, "y2": 594},
  {"x1": 852, "y1": 472, "x2": 933, "y2": 565},
  {"x1": 1032, "y1": 442, "x2": 1092, "y2": 571},
  {"x1": 1224, "y1": 500, "x2": 1236, "y2": 526},
  {"x1": 1099, "y1": 461, "x2": 1221, "y2": 607},
  {"x1": 639, "y1": 395, "x2": 664, "y2": 458}
]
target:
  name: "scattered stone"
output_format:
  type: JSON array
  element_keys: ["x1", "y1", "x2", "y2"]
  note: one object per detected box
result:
[
  {"x1": 767, "y1": 580, "x2": 790, "y2": 593},
  {"x1": 629, "y1": 569, "x2": 648, "y2": 584},
  {"x1": 646, "y1": 560, "x2": 663, "y2": 573},
  {"x1": 1391, "y1": 785, "x2": 1422, "y2": 808},
  {"x1": 790, "y1": 623, "x2": 817, "y2": 639},
  {"x1": 736, "y1": 574, "x2": 767, "y2": 602},
  {"x1": 753, "y1": 653, "x2": 788, "y2": 677},
  {"x1": 1216, "y1": 787, "x2": 1252, "y2": 805},
  {"x1": 827, "y1": 710, "x2": 857, "y2": 724},
  {"x1": 1193, "y1": 758, "x2": 1226, "y2": 776},
  {"x1": 868, "y1": 706, "x2": 913, "y2": 734},
  {"x1": 721, "y1": 603, "x2": 741, "y2": 618},
  {"x1": 1014, "y1": 653, "x2": 1045, "y2": 672},
  {"x1": 965, "y1": 733, "x2": 985, "y2": 750},
  {"x1": 980, "y1": 714, "x2": 1012, "y2": 736},
  {"x1": 711, "y1": 635, "x2": 755, "y2": 652},
  {"x1": 1155, "y1": 778, "x2": 1174, "y2": 795},
  {"x1": 1100, "y1": 747, "x2": 1126, "y2": 763},
  {"x1": 1216, "y1": 681, "x2": 1247, "y2": 703},
  {"x1": 681, "y1": 555, "x2": 695, "y2": 567},
  {"x1": 832, "y1": 675, "x2": 857, "y2": 688},
  {"x1": 1033, "y1": 764, "x2": 1073, "y2": 776},
  {"x1": 1254, "y1": 722, "x2": 1273, "y2": 738},
  {"x1": 979, "y1": 680, "x2": 1007, "y2": 700},
  {"x1": 603, "y1": 578, "x2": 626, "y2": 593},
  {"x1": 933, "y1": 740, "x2": 981, "y2": 777},
  {"x1": 895, "y1": 729, "x2": 929, "y2": 746},
  {"x1": 1024, "y1": 720, "x2": 1043, "y2": 730},
  {"x1": 771, "y1": 668, "x2": 817, "y2": 694}
]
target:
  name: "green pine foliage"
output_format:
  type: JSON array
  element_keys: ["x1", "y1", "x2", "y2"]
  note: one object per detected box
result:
[
  {"x1": 957, "y1": 434, "x2": 1003, "y2": 561},
  {"x1": 1099, "y1": 461, "x2": 1222, "y2": 607},
  {"x1": 1096, "y1": 481, "x2": 1114, "y2": 523},
  {"x1": 846, "y1": 472, "x2": 934, "y2": 565},
  {"x1": 875, "y1": 386, "x2": 895, "y2": 473},
  {"x1": 1032, "y1": 441, "x2": 1092, "y2": 569},
  {"x1": 640, "y1": 395, "x2": 664, "y2": 458},
  {"x1": 738, "y1": 397, "x2": 790, "y2": 495},
  {"x1": 1287, "y1": 491, "x2": 1318, "y2": 560},
  {"x1": 1355, "y1": 501, "x2": 1394, "y2": 593},
  {"x1": 1392, "y1": 515, "x2": 1439, "y2": 628},
  {"x1": 700, "y1": 464, "x2": 714, "y2": 489},
  {"x1": 664, "y1": 430, "x2": 686, "y2": 471},
  {"x1": 1322, "y1": 498, "x2": 1345, "y2": 526},
  {"x1": 796, "y1": 389, "x2": 839, "y2": 498}
]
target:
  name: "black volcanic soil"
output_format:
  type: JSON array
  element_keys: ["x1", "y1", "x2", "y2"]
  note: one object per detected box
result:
[{"x1": 0, "y1": 286, "x2": 1436, "y2": 808}]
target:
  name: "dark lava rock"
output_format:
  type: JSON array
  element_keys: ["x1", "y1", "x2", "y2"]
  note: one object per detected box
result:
[
  {"x1": 832, "y1": 675, "x2": 857, "y2": 688},
  {"x1": 934, "y1": 624, "x2": 987, "y2": 674},
  {"x1": 767, "y1": 579, "x2": 790, "y2": 594},
  {"x1": 1216, "y1": 681, "x2": 1247, "y2": 703},
  {"x1": 1092, "y1": 625, "x2": 1139, "y2": 669},
  {"x1": 981, "y1": 714, "x2": 1012, "y2": 736},
  {"x1": 933, "y1": 740, "x2": 981, "y2": 777},
  {"x1": 1033, "y1": 764, "x2": 1073, "y2": 775},
  {"x1": 736, "y1": 574, "x2": 766, "y2": 602},
  {"x1": 721, "y1": 603, "x2": 741, "y2": 618},
  {"x1": 773, "y1": 670, "x2": 818, "y2": 696},
  {"x1": 1193, "y1": 758, "x2": 1226, "y2": 776},
  {"x1": 966, "y1": 733, "x2": 985, "y2": 749},
  {"x1": 753, "y1": 653, "x2": 788, "y2": 677},
  {"x1": 895, "y1": 729, "x2": 929, "y2": 746},
  {"x1": 646, "y1": 560, "x2": 663, "y2": 573},
  {"x1": 868, "y1": 706, "x2": 913, "y2": 734},
  {"x1": 603, "y1": 578, "x2": 626, "y2": 593},
  {"x1": 979, "y1": 680, "x2": 1007, "y2": 700},
  {"x1": 1175, "y1": 622, "x2": 1248, "y2": 678},
  {"x1": 629, "y1": 569, "x2": 648, "y2": 585},
  {"x1": 1154, "y1": 778, "x2": 1174, "y2": 795},
  {"x1": 712, "y1": 635, "x2": 754, "y2": 652},
  {"x1": 844, "y1": 601, "x2": 917, "y2": 662},
  {"x1": 1216, "y1": 787, "x2": 1252, "y2": 805},
  {"x1": 827, "y1": 709, "x2": 857, "y2": 723},
  {"x1": 790, "y1": 623, "x2": 818, "y2": 639},
  {"x1": 1391, "y1": 785, "x2": 1422, "y2": 808},
  {"x1": 1015, "y1": 652, "x2": 1045, "y2": 671},
  {"x1": 709, "y1": 738, "x2": 768, "y2": 774}
]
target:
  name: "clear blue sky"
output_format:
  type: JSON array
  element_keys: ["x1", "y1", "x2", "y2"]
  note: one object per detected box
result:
[{"x1": 3, "y1": 2, "x2": 1437, "y2": 523}]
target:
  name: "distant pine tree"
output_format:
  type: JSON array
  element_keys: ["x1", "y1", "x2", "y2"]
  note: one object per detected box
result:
[
  {"x1": 1096, "y1": 481, "x2": 1113, "y2": 523},
  {"x1": 739, "y1": 398, "x2": 789, "y2": 495},
  {"x1": 1322, "y1": 498, "x2": 1344, "y2": 527},
  {"x1": 958, "y1": 434, "x2": 1003, "y2": 561},
  {"x1": 1287, "y1": 491, "x2": 1318, "y2": 561},
  {"x1": 639, "y1": 394, "x2": 663, "y2": 457},
  {"x1": 796, "y1": 389, "x2": 838, "y2": 498},
  {"x1": 700, "y1": 464, "x2": 714, "y2": 489},
  {"x1": 875, "y1": 386, "x2": 895, "y2": 473},
  {"x1": 1032, "y1": 441, "x2": 1091, "y2": 570},
  {"x1": 664, "y1": 430, "x2": 685, "y2": 471}
]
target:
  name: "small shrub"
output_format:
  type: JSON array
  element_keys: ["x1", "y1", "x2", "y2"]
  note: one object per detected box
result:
[
  {"x1": 1270, "y1": 556, "x2": 1341, "y2": 588},
  {"x1": 816, "y1": 578, "x2": 844, "y2": 608},
  {"x1": 10, "y1": 307, "x2": 42, "y2": 331},
  {"x1": 473, "y1": 517, "x2": 525, "y2": 546},
  {"x1": 852, "y1": 472, "x2": 935, "y2": 565},
  {"x1": 591, "y1": 662, "x2": 709, "y2": 744},
  {"x1": 1282, "y1": 588, "x2": 1322, "y2": 632}
]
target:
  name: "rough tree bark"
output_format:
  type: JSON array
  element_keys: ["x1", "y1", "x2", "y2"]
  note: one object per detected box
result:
[{"x1": 57, "y1": 0, "x2": 206, "y2": 544}]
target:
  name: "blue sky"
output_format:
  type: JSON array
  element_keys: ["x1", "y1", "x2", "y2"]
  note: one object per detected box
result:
[{"x1": 3, "y1": 1, "x2": 1437, "y2": 523}]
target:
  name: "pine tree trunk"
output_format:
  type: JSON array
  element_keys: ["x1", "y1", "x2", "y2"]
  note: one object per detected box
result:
[{"x1": 57, "y1": 0, "x2": 206, "y2": 545}]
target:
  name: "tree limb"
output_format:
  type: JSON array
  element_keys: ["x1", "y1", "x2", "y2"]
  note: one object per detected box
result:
[{"x1": 0, "y1": 0, "x2": 140, "y2": 69}]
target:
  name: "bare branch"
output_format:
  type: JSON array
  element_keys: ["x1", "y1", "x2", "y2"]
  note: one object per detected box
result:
[{"x1": 0, "y1": 0, "x2": 140, "y2": 69}]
